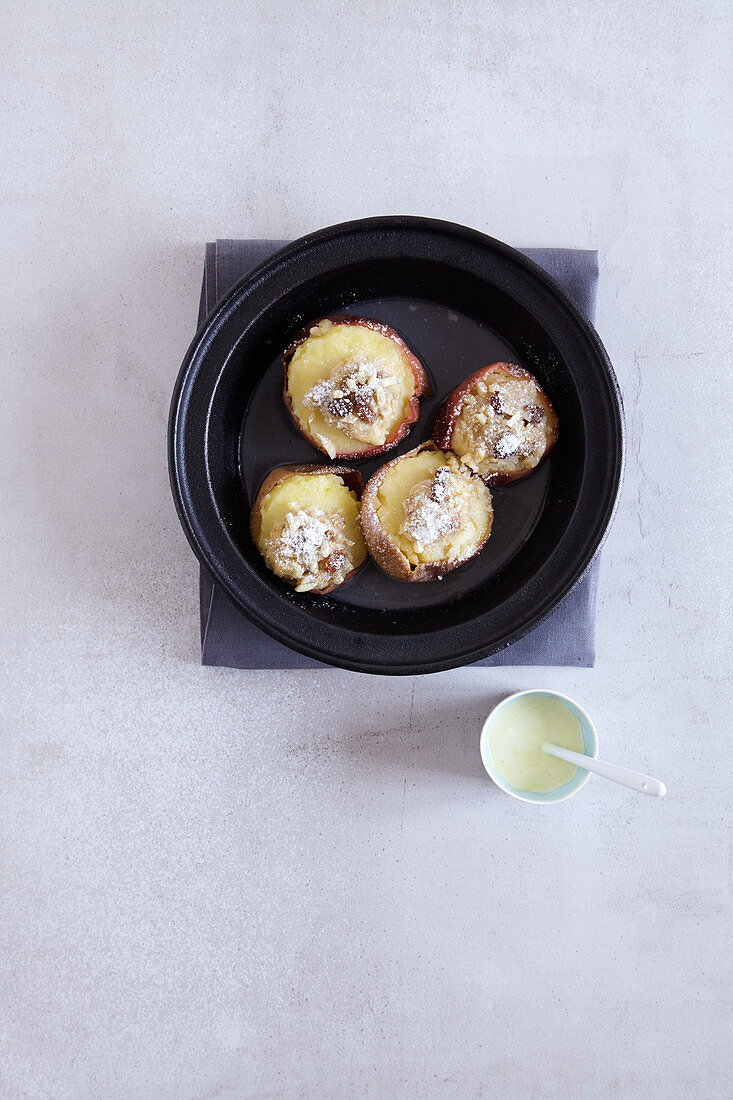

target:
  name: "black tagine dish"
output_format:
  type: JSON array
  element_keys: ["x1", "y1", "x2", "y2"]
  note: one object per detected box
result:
[{"x1": 169, "y1": 217, "x2": 623, "y2": 675}]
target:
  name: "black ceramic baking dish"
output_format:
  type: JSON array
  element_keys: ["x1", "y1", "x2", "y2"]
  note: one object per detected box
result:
[{"x1": 168, "y1": 217, "x2": 623, "y2": 675}]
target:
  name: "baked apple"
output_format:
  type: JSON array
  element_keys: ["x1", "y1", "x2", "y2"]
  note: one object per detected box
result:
[
  {"x1": 283, "y1": 315, "x2": 429, "y2": 460},
  {"x1": 250, "y1": 465, "x2": 367, "y2": 594},
  {"x1": 360, "y1": 442, "x2": 493, "y2": 582},
  {"x1": 432, "y1": 362, "x2": 559, "y2": 485}
]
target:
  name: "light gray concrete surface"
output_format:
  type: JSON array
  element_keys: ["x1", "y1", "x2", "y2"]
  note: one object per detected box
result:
[{"x1": 1, "y1": 2, "x2": 731, "y2": 1097}]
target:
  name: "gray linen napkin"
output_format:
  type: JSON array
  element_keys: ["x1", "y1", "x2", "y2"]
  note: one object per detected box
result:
[{"x1": 197, "y1": 240, "x2": 601, "y2": 670}]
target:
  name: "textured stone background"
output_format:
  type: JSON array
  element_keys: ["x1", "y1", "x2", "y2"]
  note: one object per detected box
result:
[{"x1": 1, "y1": 2, "x2": 730, "y2": 1097}]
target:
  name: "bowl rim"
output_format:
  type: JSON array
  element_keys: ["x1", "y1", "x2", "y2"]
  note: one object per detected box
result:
[
  {"x1": 168, "y1": 216, "x2": 625, "y2": 675},
  {"x1": 479, "y1": 688, "x2": 600, "y2": 803}
]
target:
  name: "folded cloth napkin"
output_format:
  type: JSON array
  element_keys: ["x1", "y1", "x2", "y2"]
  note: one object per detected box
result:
[{"x1": 196, "y1": 239, "x2": 601, "y2": 671}]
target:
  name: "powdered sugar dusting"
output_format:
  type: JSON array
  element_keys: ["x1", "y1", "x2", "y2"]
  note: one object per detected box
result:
[
  {"x1": 278, "y1": 507, "x2": 330, "y2": 569},
  {"x1": 266, "y1": 505, "x2": 353, "y2": 591},
  {"x1": 493, "y1": 432, "x2": 520, "y2": 458},
  {"x1": 305, "y1": 355, "x2": 398, "y2": 430},
  {"x1": 401, "y1": 467, "x2": 464, "y2": 551},
  {"x1": 305, "y1": 380, "x2": 332, "y2": 407},
  {"x1": 430, "y1": 466, "x2": 453, "y2": 505},
  {"x1": 452, "y1": 373, "x2": 553, "y2": 475}
]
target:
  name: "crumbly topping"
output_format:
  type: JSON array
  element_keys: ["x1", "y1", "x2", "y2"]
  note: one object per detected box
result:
[
  {"x1": 400, "y1": 466, "x2": 467, "y2": 552},
  {"x1": 523, "y1": 403, "x2": 545, "y2": 424},
  {"x1": 309, "y1": 319, "x2": 333, "y2": 336},
  {"x1": 492, "y1": 432, "x2": 520, "y2": 459},
  {"x1": 304, "y1": 355, "x2": 401, "y2": 449},
  {"x1": 264, "y1": 504, "x2": 353, "y2": 592},
  {"x1": 490, "y1": 389, "x2": 508, "y2": 416},
  {"x1": 454, "y1": 374, "x2": 550, "y2": 473}
]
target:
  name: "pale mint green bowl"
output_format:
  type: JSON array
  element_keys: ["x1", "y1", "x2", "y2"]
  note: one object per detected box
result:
[{"x1": 479, "y1": 690, "x2": 599, "y2": 804}]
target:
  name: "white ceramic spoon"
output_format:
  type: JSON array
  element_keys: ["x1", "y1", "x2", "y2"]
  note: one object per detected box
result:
[{"x1": 542, "y1": 743, "x2": 666, "y2": 797}]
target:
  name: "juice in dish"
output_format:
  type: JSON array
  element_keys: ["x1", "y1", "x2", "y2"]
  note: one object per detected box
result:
[{"x1": 488, "y1": 695, "x2": 585, "y2": 793}]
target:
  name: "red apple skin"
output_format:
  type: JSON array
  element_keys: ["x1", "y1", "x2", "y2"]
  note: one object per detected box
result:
[
  {"x1": 282, "y1": 315, "x2": 431, "y2": 461},
  {"x1": 432, "y1": 362, "x2": 559, "y2": 486},
  {"x1": 250, "y1": 464, "x2": 365, "y2": 595}
]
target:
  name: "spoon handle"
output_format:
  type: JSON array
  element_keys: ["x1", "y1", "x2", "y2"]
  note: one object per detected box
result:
[{"x1": 542, "y1": 744, "x2": 666, "y2": 797}]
